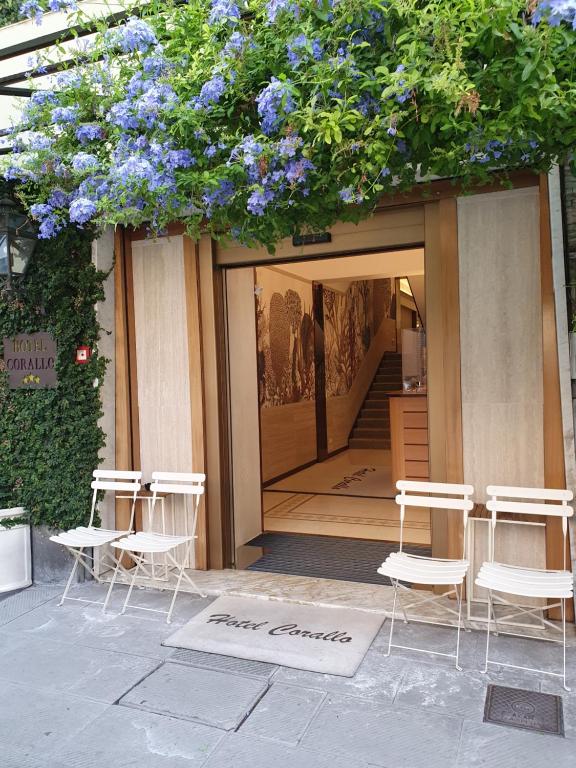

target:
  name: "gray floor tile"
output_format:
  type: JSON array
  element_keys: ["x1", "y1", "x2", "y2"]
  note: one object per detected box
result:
[
  {"x1": 0, "y1": 598, "x2": 198, "y2": 660},
  {"x1": 66, "y1": 581, "x2": 212, "y2": 624},
  {"x1": 274, "y1": 649, "x2": 407, "y2": 704},
  {"x1": 456, "y1": 719, "x2": 575, "y2": 768},
  {"x1": 0, "y1": 585, "x2": 62, "y2": 626},
  {"x1": 0, "y1": 681, "x2": 107, "y2": 755},
  {"x1": 56, "y1": 704, "x2": 223, "y2": 767},
  {"x1": 474, "y1": 632, "x2": 576, "y2": 683},
  {"x1": 302, "y1": 694, "x2": 463, "y2": 768},
  {"x1": 0, "y1": 635, "x2": 159, "y2": 703},
  {"x1": 371, "y1": 620, "x2": 481, "y2": 669},
  {"x1": 394, "y1": 661, "x2": 541, "y2": 720},
  {"x1": 240, "y1": 683, "x2": 325, "y2": 744},
  {"x1": 1, "y1": 743, "x2": 69, "y2": 768},
  {"x1": 203, "y1": 732, "x2": 372, "y2": 768},
  {"x1": 120, "y1": 662, "x2": 268, "y2": 730}
]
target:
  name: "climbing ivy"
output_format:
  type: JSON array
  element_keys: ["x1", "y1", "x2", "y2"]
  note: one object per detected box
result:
[{"x1": 0, "y1": 216, "x2": 107, "y2": 529}]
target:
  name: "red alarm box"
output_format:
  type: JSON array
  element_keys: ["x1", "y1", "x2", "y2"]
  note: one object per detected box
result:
[{"x1": 75, "y1": 346, "x2": 92, "y2": 364}]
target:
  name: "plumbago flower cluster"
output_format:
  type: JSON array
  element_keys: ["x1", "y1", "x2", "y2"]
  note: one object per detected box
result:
[{"x1": 5, "y1": 0, "x2": 576, "y2": 247}]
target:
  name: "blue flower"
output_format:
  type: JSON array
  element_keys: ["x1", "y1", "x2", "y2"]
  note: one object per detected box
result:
[
  {"x1": 256, "y1": 77, "x2": 295, "y2": 135},
  {"x1": 51, "y1": 106, "x2": 79, "y2": 124},
  {"x1": 75, "y1": 124, "x2": 103, "y2": 143},
  {"x1": 203, "y1": 180, "x2": 235, "y2": 216},
  {"x1": 532, "y1": 1, "x2": 576, "y2": 29},
  {"x1": 30, "y1": 203, "x2": 53, "y2": 218},
  {"x1": 107, "y1": 18, "x2": 157, "y2": 54},
  {"x1": 208, "y1": 0, "x2": 240, "y2": 26},
  {"x1": 16, "y1": 131, "x2": 54, "y2": 151},
  {"x1": 38, "y1": 215, "x2": 63, "y2": 239},
  {"x1": 19, "y1": 1, "x2": 43, "y2": 24},
  {"x1": 266, "y1": 0, "x2": 298, "y2": 24},
  {"x1": 48, "y1": 190, "x2": 69, "y2": 207},
  {"x1": 285, "y1": 157, "x2": 315, "y2": 184},
  {"x1": 339, "y1": 186, "x2": 355, "y2": 204},
  {"x1": 194, "y1": 75, "x2": 227, "y2": 109},
  {"x1": 30, "y1": 90, "x2": 58, "y2": 106},
  {"x1": 247, "y1": 186, "x2": 274, "y2": 215},
  {"x1": 71, "y1": 152, "x2": 99, "y2": 171},
  {"x1": 69, "y1": 197, "x2": 97, "y2": 224},
  {"x1": 287, "y1": 34, "x2": 323, "y2": 67},
  {"x1": 223, "y1": 31, "x2": 246, "y2": 57}
]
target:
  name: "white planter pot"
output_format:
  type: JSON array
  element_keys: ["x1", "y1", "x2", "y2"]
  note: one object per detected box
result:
[{"x1": 0, "y1": 507, "x2": 32, "y2": 593}]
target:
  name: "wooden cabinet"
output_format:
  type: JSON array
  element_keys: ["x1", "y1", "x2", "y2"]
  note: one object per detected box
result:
[{"x1": 390, "y1": 394, "x2": 429, "y2": 484}]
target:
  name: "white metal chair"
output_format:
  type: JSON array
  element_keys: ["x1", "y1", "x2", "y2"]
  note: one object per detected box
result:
[
  {"x1": 103, "y1": 471, "x2": 206, "y2": 623},
  {"x1": 377, "y1": 480, "x2": 474, "y2": 669},
  {"x1": 476, "y1": 485, "x2": 574, "y2": 690},
  {"x1": 50, "y1": 469, "x2": 142, "y2": 607}
]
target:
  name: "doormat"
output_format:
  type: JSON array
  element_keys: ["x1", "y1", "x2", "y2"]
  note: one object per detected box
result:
[
  {"x1": 483, "y1": 685, "x2": 564, "y2": 736},
  {"x1": 268, "y1": 464, "x2": 395, "y2": 498},
  {"x1": 163, "y1": 595, "x2": 384, "y2": 677},
  {"x1": 247, "y1": 532, "x2": 431, "y2": 586}
]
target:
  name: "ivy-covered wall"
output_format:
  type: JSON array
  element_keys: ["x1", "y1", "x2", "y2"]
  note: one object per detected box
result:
[
  {"x1": 0, "y1": 225, "x2": 107, "y2": 529},
  {"x1": 0, "y1": 2, "x2": 21, "y2": 27}
]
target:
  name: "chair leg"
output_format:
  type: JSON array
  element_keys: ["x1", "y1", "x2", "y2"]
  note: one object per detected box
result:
[
  {"x1": 166, "y1": 543, "x2": 192, "y2": 624},
  {"x1": 385, "y1": 579, "x2": 399, "y2": 658},
  {"x1": 482, "y1": 589, "x2": 493, "y2": 674},
  {"x1": 121, "y1": 554, "x2": 143, "y2": 616},
  {"x1": 455, "y1": 583, "x2": 464, "y2": 672},
  {"x1": 102, "y1": 553, "x2": 124, "y2": 614},
  {"x1": 59, "y1": 548, "x2": 82, "y2": 606},
  {"x1": 562, "y1": 599, "x2": 571, "y2": 692}
]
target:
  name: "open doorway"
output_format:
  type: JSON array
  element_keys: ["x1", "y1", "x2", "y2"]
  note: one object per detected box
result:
[{"x1": 251, "y1": 248, "x2": 429, "y2": 552}]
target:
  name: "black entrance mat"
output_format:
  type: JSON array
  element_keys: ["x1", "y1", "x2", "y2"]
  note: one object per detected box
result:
[
  {"x1": 246, "y1": 532, "x2": 431, "y2": 586},
  {"x1": 483, "y1": 685, "x2": 564, "y2": 736}
]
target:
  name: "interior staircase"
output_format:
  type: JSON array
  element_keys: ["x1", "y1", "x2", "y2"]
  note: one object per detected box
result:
[{"x1": 348, "y1": 351, "x2": 402, "y2": 450}]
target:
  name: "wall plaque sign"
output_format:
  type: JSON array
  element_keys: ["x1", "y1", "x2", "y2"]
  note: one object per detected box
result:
[{"x1": 2, "y1": 332, "x2": 57, "y2": 389}]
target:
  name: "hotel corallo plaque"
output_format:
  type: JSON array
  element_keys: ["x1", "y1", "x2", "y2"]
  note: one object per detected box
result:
[{"x1": 2, "y1": 332, "x2": 58, "y2": 389}]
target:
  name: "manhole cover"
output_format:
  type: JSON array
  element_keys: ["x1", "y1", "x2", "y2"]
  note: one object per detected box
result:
[{"x1": 484, "y1": 685, "x2": 564, "y2": 736}]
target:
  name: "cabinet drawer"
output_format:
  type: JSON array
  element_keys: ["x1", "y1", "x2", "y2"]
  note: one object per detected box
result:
[
  {"x1": 404, "y1": 428, "x2": 428, "y2": 445},
  {"x1": 403, "y1": 412, "x2": 428, "y2": 429},
  {"x1": 403, "y1": 397, "x2": 427, "y2": 412},
  {"x1": 405, "y1": 461, "x2": 429, "y2": 478},
  {"x1": 404, "y1": 444, "x2": 429, "y2": 461}
]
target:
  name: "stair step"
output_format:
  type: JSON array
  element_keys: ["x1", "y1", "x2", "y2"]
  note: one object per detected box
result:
[
  {"x1": 371, "y1": 382, "x2": 400, "y2": 392},
  {"x1": 362, "y1": 401, "x2": 390, "y2": 411},
  {"x1": 352, "y1": 428, "x2": 391, "y2": 439},
  {"x1": 349, "y1": 437, "x2": 391, "y2": 449},
  {"x1": 356, "y1": 416, "x2": 388, "y2": 427},
  {"x1": 367, "y1": 390, "x2": 396, "y2": 399},
  {"x1": 375, "y1": 376, "x2": 402, "y2": 384}
]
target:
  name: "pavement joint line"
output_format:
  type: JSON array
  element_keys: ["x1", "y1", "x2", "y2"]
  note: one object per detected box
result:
[
  {"x1": 111, "y1": 658, "x2": 165, "y2": 706},
  {"x1": 233, "y1": 679, "x2": 272, "y2": 733},
  {"x1": 293, "y1": 688, "x2": 329, "y2": 746}
]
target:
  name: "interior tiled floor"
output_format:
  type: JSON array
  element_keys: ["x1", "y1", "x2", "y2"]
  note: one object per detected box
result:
[
  {"x1": 263, "y1": 449, "x2": 430, "y2": 543},
  {"x1": 0, "y1": 581, "x2": 575, "y2": 768}
]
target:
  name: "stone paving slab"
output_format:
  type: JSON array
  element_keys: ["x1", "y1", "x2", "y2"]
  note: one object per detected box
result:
[
  {"x1": 55, "y1": 704, "x2": 223, "y2": 767},
  {"x1": 0, "y1": 681, "x2": 107, "y2": 756},
  {"x1": 393, "y1": 660, "x2": 541, "y2": 721},
  {"x1": 120, "y1": 662, "x2": 269, "y2": 730},
  {"x1": 301, "y1": 693, "x2": 463, "y2": 768},
  {"x1": 479, "y1": 632, "x2": 576, "y2": 681},
  {"x1": 456, "y1": 719, "x2": 575, "y2": 768},
  {"x1": 0, "y1": 634, "x2": 159, "y2": 703},
  {"x1": 203, "y1": 732, "x2": 374, "y2": 768},
  {"x1": 0, "y1": 598, "x2": 196, "y2": 660},
  {"x1": 167, "y1": 647, "x2": 278, "y2": 679},
  {"x1": 274, "y1": 649, "x2": 407, "y2": 704},
  {"x1": 371, "y1": 619, "x2": 482, "y2": 668},
  {"x1": 0, "y1": 585, "x2": 62, "y2": 626},
  {"x1": 239, "y1": 683, "x2": 326, "y2": 745},
  {"x1": 1, "y1": 743, "x2": 70, "y2": 768}
]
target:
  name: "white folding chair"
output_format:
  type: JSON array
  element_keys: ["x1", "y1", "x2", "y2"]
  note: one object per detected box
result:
[
  {"x1": 476, "y1": 485, "x2": 574, "y2": 690},
  {"x1": 50, "y1": 469, "x2": 142, "y2": 607},
  {"x1": 103, "y1": 471, "x2": 206, "y2": 623},
  {"x1": 377, "y1": 480, "x2": 474, "y2": 669}
]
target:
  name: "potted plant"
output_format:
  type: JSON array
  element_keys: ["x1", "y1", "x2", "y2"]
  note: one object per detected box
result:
[{"x1": 0, "y1": 483, "x2": 32, "y2": 593}]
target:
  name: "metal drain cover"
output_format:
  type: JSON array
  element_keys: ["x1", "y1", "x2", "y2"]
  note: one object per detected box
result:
[{"x1": 484, "y1": 685, "x2": 564, "y2": 736}]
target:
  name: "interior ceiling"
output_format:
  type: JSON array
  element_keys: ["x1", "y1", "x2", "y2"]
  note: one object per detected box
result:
[{"x1": 267, "y1": 248, "x2": 424, "y2": 285}]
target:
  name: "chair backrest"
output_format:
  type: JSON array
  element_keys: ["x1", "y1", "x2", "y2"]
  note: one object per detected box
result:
[
  {"x1": 486, "y1": 485, "x2": 573, "y2": 567},
  {"x1": 396, "y1": 480, "x2": 474, "y2": 556},
  {"x1": 148, "y1": 471, "x2": 205, "y2": 534},
  {"x1": 89, "y1": 469, "x2": 142, "y2": 529}
]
